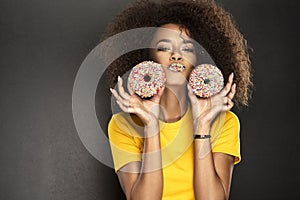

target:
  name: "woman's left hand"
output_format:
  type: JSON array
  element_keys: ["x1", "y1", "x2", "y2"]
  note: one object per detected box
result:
[{"x1": 187, "y1": 73, "x2": 236, "y2": 133}]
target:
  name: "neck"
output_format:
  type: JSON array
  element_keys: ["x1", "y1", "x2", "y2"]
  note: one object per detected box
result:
[{"x1": 159, "y1": 85, "x2": 188, "y2": 123}]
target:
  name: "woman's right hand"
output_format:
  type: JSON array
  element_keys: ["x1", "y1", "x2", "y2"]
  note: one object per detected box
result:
[{"x1": 110, "y1": 76, "x2": 165, "y2": 129}]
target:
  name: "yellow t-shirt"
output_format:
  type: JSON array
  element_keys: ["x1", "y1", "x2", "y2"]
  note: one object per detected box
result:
[{"x1": 108, "y1": 106, "x2": 241, "y2": 199}]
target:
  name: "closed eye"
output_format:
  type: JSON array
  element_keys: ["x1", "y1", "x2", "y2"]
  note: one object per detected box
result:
[
  {"x1": 181, "y1": 43, "x2": 195, "y2": 53},
  {"x1": 181, "y1": 47, "x2": 195, "y2": 52},
  {"x1": 157, "y1": 47, "x2": 172, "y2": 52}
]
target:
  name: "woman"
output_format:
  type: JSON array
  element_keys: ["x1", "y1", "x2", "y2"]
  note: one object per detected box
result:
[{"x1": 105, "y1": 0, "x2": 252, "y2": 199}]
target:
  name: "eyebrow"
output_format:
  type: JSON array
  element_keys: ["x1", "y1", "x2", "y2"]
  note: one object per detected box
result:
[
  {"x1": 155, "y1": 39, "x2": 172, "y2": 45},
  {"x1": 155, "y1": 39, "x2": 194, "y2": 45}
]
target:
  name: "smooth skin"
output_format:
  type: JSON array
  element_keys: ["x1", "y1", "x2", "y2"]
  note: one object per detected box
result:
[{"x1": 110, "y1": 24, "x2": 236, "y2": 200}]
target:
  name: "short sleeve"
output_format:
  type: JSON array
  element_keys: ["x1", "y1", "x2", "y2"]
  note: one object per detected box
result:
[
  {"x1": 108, "y1": 114, "x2": 143, "y2": 172},
  {"x1": 211, "y1": 111, "x2": 241, "y2": 165}
]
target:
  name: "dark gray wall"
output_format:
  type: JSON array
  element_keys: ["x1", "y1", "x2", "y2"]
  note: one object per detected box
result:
[{"x1": 0, "y1": 0, "x2": 299, "y2": 199}]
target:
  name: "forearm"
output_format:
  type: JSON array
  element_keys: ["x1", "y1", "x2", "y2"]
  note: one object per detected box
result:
[
  {"x1": 191, "y1": 72, "x2": 237, "y2": 200},
  {"x1": 194, "y1": 126, "x2": 227, "y2": 200},
  {"x1": 131, "y1": 125, "x2": 163, "y2": 200}
]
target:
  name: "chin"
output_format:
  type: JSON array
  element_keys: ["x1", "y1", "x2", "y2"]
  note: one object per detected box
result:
[
  {"x1": 165, "y1": 70, "x2": 190, "y2": 84},
  {"x1": 165, "y1": 77, "x2": 188, "y2": 87}
]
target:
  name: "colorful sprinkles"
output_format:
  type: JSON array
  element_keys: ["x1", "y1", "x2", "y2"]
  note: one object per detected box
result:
[
  {"x1": 189, "y1": 64, "x2": 224, "y2": 98},
  {"x1": 169, "y1": 63, "x2": 186, "y2": 72},
  {"x1": 127, "y1": 61, "x2": 166, "y2": 98}
]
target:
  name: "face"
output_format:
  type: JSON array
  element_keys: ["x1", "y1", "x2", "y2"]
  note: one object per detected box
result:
[{"x1": 150, "y1": 24, "x2": 197, "y2": 86}]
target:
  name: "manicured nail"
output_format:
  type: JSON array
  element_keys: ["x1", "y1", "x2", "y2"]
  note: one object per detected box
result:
[
  {"x1": 110, "y1": 88, "x2": 113, "y2": 93},
  {"x1": 233, "y1": 83, "x2": 236, "y2": 89},
  {"x1": 118, "y1": 76, "x2": 121, "y2": 81}
]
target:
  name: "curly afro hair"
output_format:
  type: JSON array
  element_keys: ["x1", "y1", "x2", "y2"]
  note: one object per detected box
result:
[{"x1": 101, "y1": 0, "x2": 253, "y2": 107}]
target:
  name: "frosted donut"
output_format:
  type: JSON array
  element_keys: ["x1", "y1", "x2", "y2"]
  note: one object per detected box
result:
[
  {"x1": 127, "y1": 61, "x2": 166, "y2": 98},
  {"x1": 189, "y1": 64, "x2": 224, "y2": 98}
]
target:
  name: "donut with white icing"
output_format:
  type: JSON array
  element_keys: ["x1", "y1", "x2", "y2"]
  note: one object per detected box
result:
[
  {"x1": 189, "y1": 64, "x2": 224, "y2": 98},
  {"x1": 127, "y1": 61, "x2": 166, "y2": 98}
]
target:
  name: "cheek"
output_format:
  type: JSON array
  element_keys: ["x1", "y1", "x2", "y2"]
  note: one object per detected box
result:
[
  {"x1": 149, "y1": 49, "x2": 158, "y2": 61},
  {"x1": 184, "y1": 67, "x2": 194, "y2": 79},
  {"x1": 183, "y1": 54, "x2": 197, "y2": 66},
  {"x1": 150, "y1": 52, "x2": 169, "y2": 64}
]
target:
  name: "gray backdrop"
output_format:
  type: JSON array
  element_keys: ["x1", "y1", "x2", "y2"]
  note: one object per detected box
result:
[{"x1": 1, "y1": 0, "x2": 299, "y2": 199}]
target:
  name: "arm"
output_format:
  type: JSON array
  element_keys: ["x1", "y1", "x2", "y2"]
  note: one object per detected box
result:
[
  {"x1": 193, "y1": 128, "x2": 235, "y2": 200},
  {"x1": 118, "y1": 126, "x2": 163, "y2": 200},
  {"x1": 188, "y1": 73, "x2": 237, "y2": 200},
  {"x1": 110, "y1": 77, "x2": 164, "y2": 200}
]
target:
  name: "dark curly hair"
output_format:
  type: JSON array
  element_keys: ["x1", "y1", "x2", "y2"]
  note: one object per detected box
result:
[{"x1": 101, "y1": 0, "x2": 253, "y2": 107}]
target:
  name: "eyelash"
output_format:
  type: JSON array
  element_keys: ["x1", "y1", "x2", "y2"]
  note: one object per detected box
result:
[
  {"x1": 157, "y1": 47, "x2": 171, "y2": 52},
  {"x1": 182, "y1": 48, "x2": 194, "y2": 52},
  {"x1": 156, "y1": 46, "x2": 195, "y2": 53}
]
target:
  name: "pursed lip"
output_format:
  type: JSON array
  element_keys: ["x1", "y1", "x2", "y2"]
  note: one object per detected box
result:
[{"x1": 168, "y1": 63, "x2": 186, "y2": 72}]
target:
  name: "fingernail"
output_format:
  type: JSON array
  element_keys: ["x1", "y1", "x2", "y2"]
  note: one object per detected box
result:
[
  {"x1": 233, "y1": 83, "x2": 236, "y2": 89},
  {"x1": 109, "y1": 88, "x2": 113, "y2": 93},
  {"x1": 231, "y1": 72, "x2": 234, "y2": 78},
  {"x1": 118, "y1": 76, "x2": 121, "y2": 81}
]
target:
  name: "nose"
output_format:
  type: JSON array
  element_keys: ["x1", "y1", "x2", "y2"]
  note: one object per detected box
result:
[{"x1": 170, "y1": 52, "x2": 182, "y2": 61}]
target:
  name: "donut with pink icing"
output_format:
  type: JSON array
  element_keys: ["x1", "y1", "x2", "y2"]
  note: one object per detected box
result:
[
  {"x1": 127, "y1": 61, "x2": 166, "y2": 98},
  {"x1": 189, "y1": 64, "x2": 224, "y2": 98}
]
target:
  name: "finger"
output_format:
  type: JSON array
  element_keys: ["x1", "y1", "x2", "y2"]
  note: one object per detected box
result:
[
  {"x1": 110, "y1": 88, "x2": 121, "y2": 101},
  {"x1": 227, "y1": 99, "x2": 234, "y2": 110},
  {"x1": 227, "y1": 83, "x2": 236, "y2": 100},
  {"x1": 116, "y1": 100, "x2": 134, "y2": 113},
  {"x1": 127, "y1": 83, "x2": 134, "y2": 96},
  {"x1": 152, "y1": 86, "x2": 165, "y2": 103},
  {"x1": 187, "y1": 84, "x2": 198, "y2": 105},
  {"x1": 223, "y1": 97, "x2": 229, "y2": 105},
  {"x1": 220, "y1": 72, "x2": 234, "y2": 97},
  {"x1": 115, "y1": 100, "x2": 127, "y2": 112},
  {"x1": 220, "y1": 99, "x2": 234, "y2": 112},
  {"x1": 110, "y1": 88, "x2": 130, "y2": 107},
  {"x1": 157, "y1": 85, "x2": 165, "y2": 97},
  {"x1": 117, "y1": 76, "x2": 130, "y2": 99}
]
